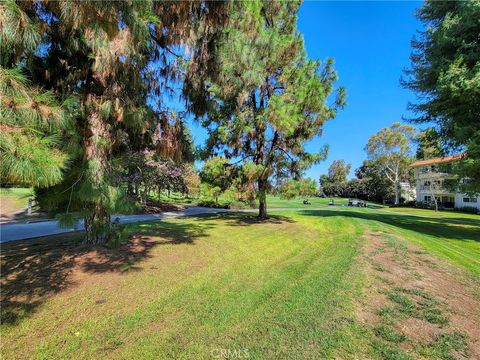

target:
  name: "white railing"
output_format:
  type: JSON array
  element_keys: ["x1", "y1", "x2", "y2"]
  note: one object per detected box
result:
[{"x1": 419, "y1": 185, "x2": 452, "y2": 192}]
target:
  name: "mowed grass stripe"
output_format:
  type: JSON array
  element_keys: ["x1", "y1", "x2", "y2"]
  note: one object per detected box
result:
[
  {"x1": 26, "y1": 215, "x2": 366, "y2": 359},
  {"x1": 2, "y1": 208, "x2": 478, "y2": 359},
  {"x1": 117, "y1": 216, "x2": 366, "y2": 359}
]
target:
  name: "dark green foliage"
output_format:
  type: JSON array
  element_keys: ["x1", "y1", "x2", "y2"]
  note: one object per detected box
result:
[
  {"x1": 319, "y1": 160, "x2": 351, "y2": 197},
  {"x1": 353, "y1": 160, "x2": 395, "y2": 203},
  {"x1": 403, "y1": 0, "x2": 480, "y2": 192},
  {"x1": 415, "y1": 129, "x2": 444, "y2": 160},
  {"x1": 193, "y1": 1, "x2": 345, "y2": 217}
]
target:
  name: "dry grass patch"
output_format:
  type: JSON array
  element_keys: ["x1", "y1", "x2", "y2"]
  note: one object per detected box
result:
[{"x1": 357, "y1": 231, "x2": 480, "y2": 359}]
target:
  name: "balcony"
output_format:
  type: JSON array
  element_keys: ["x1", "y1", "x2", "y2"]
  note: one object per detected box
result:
[
  {"x1": 419, "y1": 185, "x2": 453, "y2": 194},
  {"x1": 416, "y1": 171, "x2": 456, "y2": 180}
]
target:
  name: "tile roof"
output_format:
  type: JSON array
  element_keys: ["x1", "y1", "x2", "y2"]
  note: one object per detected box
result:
[{"x1": 410, "y1": 153, "x2": 465, "y2": 168}]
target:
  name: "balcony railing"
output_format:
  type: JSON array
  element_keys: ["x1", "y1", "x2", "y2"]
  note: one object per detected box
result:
[
  {"x1": 419, "y1": 169, "x2": 452, "y2": 175},
  {"x1": 419, "y1": 185, "x2": 450, "y2": 192}
]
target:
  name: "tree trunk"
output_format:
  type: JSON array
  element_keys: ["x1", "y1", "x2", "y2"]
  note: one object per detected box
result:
[
  {"x1": 83, "y1": 108, "x2": 110, "y2": 244},
  {"x1": 428, "y1": 187, "x2": 439, "y2": 211},
  {"x1": 84, "y1": 202, "x2": 110, "y2": 244},
  {"x1": 258, "y1": 178, "x2": 267, "y2": 218},
  {"x1": 394, "y1": 180, "x2": 400, "y2": 205}
]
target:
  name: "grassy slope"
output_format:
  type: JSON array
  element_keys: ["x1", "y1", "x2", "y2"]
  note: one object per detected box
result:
[
  {"x1": 2, "y1": 212, "x2": 369, "y2": 359},
  {"x1": 1, "y1": 207, "x2": 478, "y2": 359},
  {"x1": 298, "y1": 207, "x2": 480, "y2": 277}
]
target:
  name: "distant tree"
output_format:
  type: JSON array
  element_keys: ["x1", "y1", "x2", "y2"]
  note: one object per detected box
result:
[
  {"x1": 354, "y1": 160, "x2": 394, "y2": 203},
  {"x1": 199, "y1": 157, "x2": 235, "y2": 204},
  {"x1": 345, "y1": 178, "x2": 368, "y2": 199},
  {"x1": 403, "y1": 0, "x2": 480, "y2": 193},
  {"x1": 194, "y1": 1, "x2": 345, "y2": 218},
  {"x1": 328, "y1": 160, "x2": 351, "y2": 183},
  {"x1": 280, "y1": 178, "x2": 317, "y2": 200},
  {"x1": 319, "y1": 160, "x2": 351, "y2": 197},
  {"x1": 184, "y1": 165, "x2": 201, "y2": 199},
  {"x1": 365, "y1": 123, "x2": 415, "y2": 204},
  {"x1": 415, "y1": 128, "x2": 444, "y2": 160}
]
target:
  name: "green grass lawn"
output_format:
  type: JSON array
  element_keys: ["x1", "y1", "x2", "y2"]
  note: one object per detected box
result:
[
  {"x1": 303, "y1": 207, "x2": 480, "y2": 277},
  {"x1": 380, "y1": 206, "x2": 480, "y2": 222},
  {"x1": 1, "y1": 207, "x2": 479, "y2": 359}
]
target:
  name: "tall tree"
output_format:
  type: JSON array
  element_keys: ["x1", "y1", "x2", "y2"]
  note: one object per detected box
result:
[
  {"x1": 19, "y1": 1, "x2": 227, "y2": 243},
  {"x1": 194, "y1": 1, "x2": 345, "y2": 218},
  {"x1": 403, "y1": 0, "x2": 480, "y2": 193},
  {"x1": 328, "y1": 160, "x2": 351, "y2": 184},
  {"x1": 365, "y1": 123, "x2": 415, "y2": 204},
  {"x1": 32, "y1": 1, "x2": 157, "y2": 243}
]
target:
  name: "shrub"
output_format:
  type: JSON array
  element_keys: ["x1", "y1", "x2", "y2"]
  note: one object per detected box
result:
[
  {"x1": 389, "y1": 200, "x2": 416, "y2": 208},
  {"x1": 454, "y1": 206, "x2": 479, "y2": 214},
  {"x1": 197, "y1": 200, "x2": 231, "y2": 209}
]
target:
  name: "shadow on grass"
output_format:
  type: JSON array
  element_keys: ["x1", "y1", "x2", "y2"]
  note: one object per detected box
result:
[
  {"x1": 205, "y1": 212, "x2": 296, "y2": 226},
  {"x1": 298, "y1": 209, "x2": 480, "y2": 242},
  {"x1": 1, "y1": 212, "x2": 298, "y2": 325},
  {"x1": 0, "y1": 220, "x2": 211, "y2": 325}
]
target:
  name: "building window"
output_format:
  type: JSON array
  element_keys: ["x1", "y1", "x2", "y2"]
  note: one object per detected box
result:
[
  {"x1": 463, "y1": 197, "x2": 477, "y2": 203},
  {"x1": 424, "y1": 181, "x2": 431, "y2": 186},
  {"x1": 424, "y1": 196, "x2": 431, "y2": 202}
]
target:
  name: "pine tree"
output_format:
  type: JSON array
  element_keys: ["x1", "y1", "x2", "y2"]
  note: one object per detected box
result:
[
  {"x1": 191, "y1": 1, "x2": 345, "y2": 218},
  {"x1": 403, "y1": 0, "x2": 480, "y2": 192},
  {"x1": 21, "y1": 1, "x2": 227, "y2": 243}
]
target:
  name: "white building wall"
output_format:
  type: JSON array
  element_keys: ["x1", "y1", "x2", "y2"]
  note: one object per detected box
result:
[
  {"x1": 454, "y1": 193, "x2": 480, "y2": 211},
  {"x1": 413, "y1": 167, "x2": 479, "y2": 212}
]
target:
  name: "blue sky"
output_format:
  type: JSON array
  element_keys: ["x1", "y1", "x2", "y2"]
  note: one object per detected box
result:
[
  {"x1": 184, "y1": 1, "x2": 424, "y2": 181},
  {"x1": 298, "y1": 1, "x2": 423, "y2": 179}
]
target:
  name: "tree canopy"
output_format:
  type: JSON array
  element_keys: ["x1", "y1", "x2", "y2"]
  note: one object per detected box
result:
[
  {"x1": 2, "y1": 1, "x2": 229, "y2": 243},
  {"x1": 319, "y1": 160, "x2": 351, "y2": 197},
  {"x1": 195, "y1": 1, "x2": 345, "y2": 217},
  {"x1": 403, "y1": 0, "x2": 480, "y2": 192},
  {"x1": 365, "y1": 122, "x2": 415, "y2": 204}
]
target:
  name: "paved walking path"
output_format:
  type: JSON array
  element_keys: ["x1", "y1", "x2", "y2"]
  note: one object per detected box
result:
[
  {"x1": 0, "y1": 206, "x2": 325, "y2": 243},
  {"x1": 0, "y1": 207, "x2": 231, "y2": 243}
]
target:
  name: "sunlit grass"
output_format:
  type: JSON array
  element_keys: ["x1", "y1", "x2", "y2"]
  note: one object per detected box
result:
[
  {"x1": 380, "y1": 206, "x2": 480, "y2": 222},
  {"x1": 1, "y1": 207, "x2": 479, "y2": 359}
]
